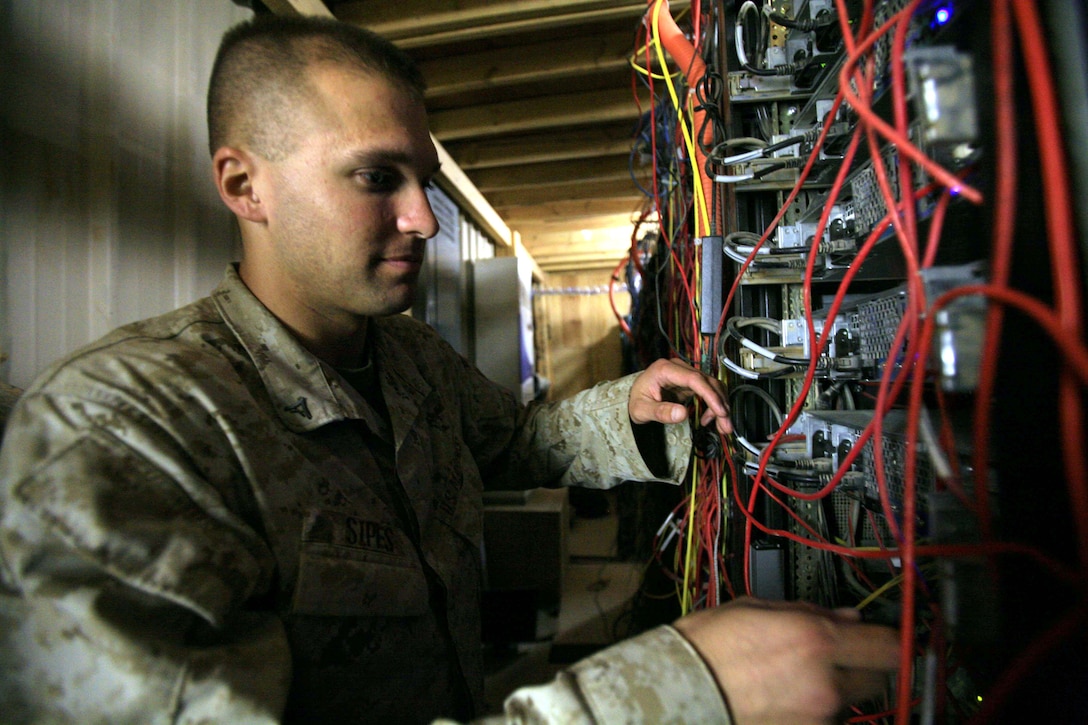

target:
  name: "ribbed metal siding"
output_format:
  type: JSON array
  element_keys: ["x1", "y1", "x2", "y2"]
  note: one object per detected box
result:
[{"x1": 1, "y1": 0, "x2": 251, "y2": 387}]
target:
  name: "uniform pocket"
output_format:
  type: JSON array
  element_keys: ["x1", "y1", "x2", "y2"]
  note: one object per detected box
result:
[{"x1": 291, "y1": 509, "x2": 428, "y2": 617}]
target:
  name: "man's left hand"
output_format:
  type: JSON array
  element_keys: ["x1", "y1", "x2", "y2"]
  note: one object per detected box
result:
[{"x1": 629, "y1": 358, "x2": 732, "y2": 435}]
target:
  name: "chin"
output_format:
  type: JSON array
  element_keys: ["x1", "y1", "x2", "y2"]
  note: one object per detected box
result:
[{"x1": 372, "y1": 288, "x2": 417, "y2": 317}]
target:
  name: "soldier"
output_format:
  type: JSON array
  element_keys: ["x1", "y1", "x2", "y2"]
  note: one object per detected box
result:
[{"x1": 0, "y1": 14, "x2": 897, "y2": 724}]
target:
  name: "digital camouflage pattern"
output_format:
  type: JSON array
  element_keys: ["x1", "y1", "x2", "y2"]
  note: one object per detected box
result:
[
  {"x1": 460, "y1": 626, "x2": 731, "y2": 724},
  {"x1": 0, "y1": 265, "x2": 717, "y2": 723}
]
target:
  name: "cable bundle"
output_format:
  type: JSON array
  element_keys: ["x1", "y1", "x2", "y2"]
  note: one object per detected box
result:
[{"x1": 618, "y1": 0, "x2": 1087, "y2": 721}]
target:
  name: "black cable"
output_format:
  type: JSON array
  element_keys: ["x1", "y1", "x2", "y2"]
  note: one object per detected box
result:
[
  {"x1": 765, "y1": 127, "x2": 820, "y2": 154},
  {"x1": 752, "y1": 162, "x2": 787, "y2": 179},
  {"x1": 650, "y1": 243, "x2": 695, "y2": 366},
  {"x1": 752, "y1": 156, "x2": 808, "y2": 180},
  {"x1": 725, "y1": 317, "x2": 811, "y2": 366},
  {"x1": 768, "y1": 10, "x2": 838, "y2": 32},
  {"x1": 694, "y1": 71, "x2": 726, "y2": 156},
  {"x1": 743, "y1": 62, "x2": 797, "y2": 77}
]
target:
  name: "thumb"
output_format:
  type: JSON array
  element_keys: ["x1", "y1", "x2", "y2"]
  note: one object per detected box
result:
[{"x1": 652, "y1": 402, "x2": 688, "y2": 425}]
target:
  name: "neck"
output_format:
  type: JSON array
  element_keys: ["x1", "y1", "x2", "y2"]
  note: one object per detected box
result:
[
  {"x1": 237, "y1": 258, "x2": 370, "y2": 368},
  {"x1": 294, "y1": 319, "x2": 370, "y2": 368}
]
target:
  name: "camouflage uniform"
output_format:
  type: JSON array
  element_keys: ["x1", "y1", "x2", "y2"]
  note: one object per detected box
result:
[
  {"x1": 0, "y1": 265, "x2": 727, "y2": 723},
  {"x1": 472, "y1": 625, "x2": 731, "y2": 723}
]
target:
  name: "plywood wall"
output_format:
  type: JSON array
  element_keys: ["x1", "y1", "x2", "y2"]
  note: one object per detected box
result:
[{"x1": 536, "y1": 268, "x2": 631, "y2": 402}]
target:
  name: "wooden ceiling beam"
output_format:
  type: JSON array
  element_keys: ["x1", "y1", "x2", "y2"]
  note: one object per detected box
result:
[
  {"x1": 525, "y1": 222, "x2": 634, "y2": 245},
  {"x1": 469, "y1": 155, "x2": 639, "y2": 193},
  {"x1": 530, "y1": 246, "x2": 631, "y2": 268},
  {"x1": 430, "y1": 88, "x2": 643, "y2": 141},
  {"x1": 421, "y1": 32, "x2": 632, "y2": 99},
  {"x1": 333, "y1": 1, "x2": 675, "y2": 48},
  {"x1": 263, "y1": 0, "x2": 334, "y2": 17},
  {"x1": 516, "y1": 212, "x2": 643, "y2": 234},
  {"x1": 528, "y1": 246, "x2": 632, "y2": 265},
  {"x1": 529, "y1": 236, "x2": 631, "y2": 254},
  {"x1": 537, "y1": 262, "x2": 620, "y2": 273},
  {"x1": 488, "y1": 178, "x2": 645, "y2": 207},
  {"x1": 443, "y1": 123, "x2": 636, "y2": 170},
  {"x1": 501, "y1": 197, "x2": 649, "y2": 224}
]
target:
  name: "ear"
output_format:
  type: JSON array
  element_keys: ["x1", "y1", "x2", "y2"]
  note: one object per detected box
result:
[{"x1": 212, "y1": 146, "x2": 267, "y2": 223}]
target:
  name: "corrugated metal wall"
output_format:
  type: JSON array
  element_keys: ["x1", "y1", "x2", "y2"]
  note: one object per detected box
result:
[{"x1": 0, "y1": 0, "x2": 252, "y2": 388}]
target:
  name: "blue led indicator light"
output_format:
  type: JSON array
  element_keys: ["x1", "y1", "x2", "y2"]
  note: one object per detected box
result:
[{"x1": 935, "y1": 7, "x2": 951, "y2": 25}]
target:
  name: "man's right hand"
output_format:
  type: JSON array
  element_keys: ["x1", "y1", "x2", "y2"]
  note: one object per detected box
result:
[{"x1": 673, "y1": 596, "x2": 900, "y2": 725}]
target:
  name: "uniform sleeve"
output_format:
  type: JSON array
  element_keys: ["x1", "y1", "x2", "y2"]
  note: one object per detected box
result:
[
  {"x1": 467, "y1": 370, "x2": 695, "y2": 491},
  {"x1": 0, "y1": 392, "x2": 289, "y2": 723},
  {"x1": 524, "y1": 373, "x2": 694, "y2": 488},
  {"x1": 434, "y1": 626, "x2": 732, "y2": 725}
]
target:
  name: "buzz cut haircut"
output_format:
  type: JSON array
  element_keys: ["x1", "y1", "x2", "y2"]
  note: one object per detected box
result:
[{"x1": 207, "y1": 14, "x2": 426, "y2": 160}]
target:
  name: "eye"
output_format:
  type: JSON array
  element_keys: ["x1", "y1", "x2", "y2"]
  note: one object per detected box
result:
[{"x1": 354, "y1": 168, "x2": 401, "y2": 192}]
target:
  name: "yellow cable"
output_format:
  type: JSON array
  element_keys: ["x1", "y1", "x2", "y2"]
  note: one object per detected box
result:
[
  {"x1": 720, "y1": 450, "x2": 730, "y2": 564},
  {"x1": 681, "y1": 457, "x2": 700, "y2": 613},
  {"x1": 631, "y1": 1, "x2": 694, "y2": 80},
  {"x1": 629, "y1": 51, "x2": 679, "y2": 81},
  {"x1": 650, "y1": 0, "x2": 711, "y2": 237},
  {"x1": 694, "y1": 236, "x2": 702, "y2": 340},
  {"x1": 832, "y1": 540, "x2": 889, "y2": 552},
  {"x1": 652, "y1": 3, "x2": 706, "y2": 233},
  {"x1": 856, "y1": 573, "x2": 905, "y2": 611}
]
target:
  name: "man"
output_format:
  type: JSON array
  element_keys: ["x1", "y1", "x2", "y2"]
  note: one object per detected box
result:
[{"x1": 0, "y1": 15, "x2": 897, "y2": 724}]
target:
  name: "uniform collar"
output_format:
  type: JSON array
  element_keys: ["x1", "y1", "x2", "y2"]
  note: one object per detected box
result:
[
  {"x1": 211, "y1": 265, "x2": 370, "y2": 433},
  {"x1": 368, "y1": 319, "x2": 434, "y2": 451}
]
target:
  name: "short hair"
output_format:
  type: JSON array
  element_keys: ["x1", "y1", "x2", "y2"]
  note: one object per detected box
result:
[{"x1": 206, "y1": 14, "x2": 426, "y2": 159}]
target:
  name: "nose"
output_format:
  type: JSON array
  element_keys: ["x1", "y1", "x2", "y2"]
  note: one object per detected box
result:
[{"x1": 398, "y1": 184, "x2": 440, "y2": 240}]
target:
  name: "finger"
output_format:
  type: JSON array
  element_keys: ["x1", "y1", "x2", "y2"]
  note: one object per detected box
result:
[
  {"x1": 831, "y1": 606, "x2": 862, "y2": 622},
  {"x1": 649, "y1": 401, "x2": 689, "y2": 425},
  {"x1": 661, "y1": 369, "x2": 729, "y2": 420},
  {"x1": 729, "y1": 596, "x2": 824, "y2": 613},
  {"x1": 835, "y1": 665, "x2": 894, "y2": 704},
  {"x1": 832, "y1": 623, "x2": 901, "y2": 671},
  {"x1": 642, "y1": 360, "x2": 732, "y2": 425},
  {"x1": 699, "y1": 405, "x2": 734, "y2": 434}
]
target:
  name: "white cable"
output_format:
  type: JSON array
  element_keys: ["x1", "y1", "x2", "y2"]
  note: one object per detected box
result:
[
  {"x1": 655, "y1": 511, "x2": 681, "y2": 554},
  {"x1": 713, "y1": 172, "x2": 755, "y2": 183},
  {"x1": 723, "y1": 244, "x2": 753, "y2": 265},
  {"x1": 736, "y1": 332, "x2": 782, "y2": 362},
  {"x1": 732, "y1": 244, "x2": 771, "y2": 256},
  {"x1": 735, "y1": 316, "x2": 782, "y2": 333},
  {"x1": 722, "y1": 148, "x2": 766, "y2": 164},
  {"x1": 735, "y1": 433, "x2": 766, "y2": 458},
  {"x1": 735, "y1": 1, "x2": 759, "y2": 68},
  {"x1": 720, "y1": 355, "x2": 760, "y2": 380},
  {"x1": 724, "y1": 244, "x2": 804, "y2": 267},
  {"x1": 730, "y1": 317, "x2": 788, "y2": 363}
]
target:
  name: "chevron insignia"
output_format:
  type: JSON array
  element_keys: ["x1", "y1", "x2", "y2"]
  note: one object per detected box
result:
[{"x1": 285, "y1": 396, "x2": 312, "y2": 420}]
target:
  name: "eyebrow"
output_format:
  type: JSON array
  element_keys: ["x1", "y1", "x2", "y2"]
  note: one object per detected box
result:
[{"x1": 344, "y1": 149, "x2": 442, "y2": 178}]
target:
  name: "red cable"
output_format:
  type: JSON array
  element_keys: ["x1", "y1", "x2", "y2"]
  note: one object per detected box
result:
[
  {"x1": 890, "y1": 0, "x2": 920, "y2": 246},
  {"x1": 754, "y1": 175, "x2": 949, "y2": 508},
  {"x1": 972, "y1": 0, "x2": 1018, "y2": 561},
  {"x1": 609, "y1": 254, "x2": 634, "y2": 340},
  {"x1": 835, "y1": 0, "x2": 984, "y2": 204}
]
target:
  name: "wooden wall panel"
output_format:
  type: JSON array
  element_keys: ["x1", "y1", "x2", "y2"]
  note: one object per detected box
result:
[{"x1": 537, "y1": 268, "x2": 630, "y2": 402}]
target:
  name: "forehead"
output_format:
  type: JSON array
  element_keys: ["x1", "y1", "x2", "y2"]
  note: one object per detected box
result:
[{"x1": 302, "y1": 63, "x2": 437, "y2": 166}]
